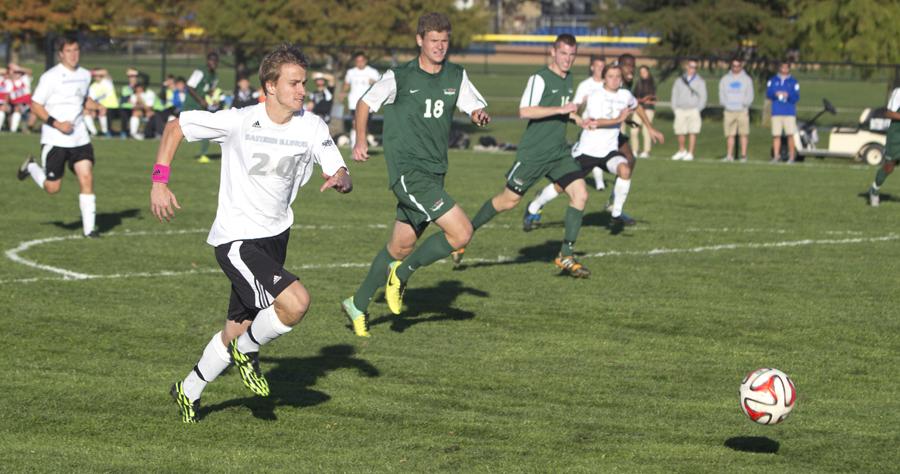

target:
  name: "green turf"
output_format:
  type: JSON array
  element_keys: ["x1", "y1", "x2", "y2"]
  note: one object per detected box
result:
[{"x1": 1, "y1": 131, "x2": 898, "y2": 472}]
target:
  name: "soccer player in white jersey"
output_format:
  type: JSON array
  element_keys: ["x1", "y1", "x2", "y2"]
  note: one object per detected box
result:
[
  {"x1": 343, "y1": 52, "x2": 380, "y2": 148},
  {"x1": 16, "y1": 36, "x2": 103, "y2": 238},
  {"x1": 150, "y1": 44, "x2": 352, "y2": 423},
  {"x1": 574, "y1": 55, "x2": 607, "y2": 190},
  {"x1": 525, "y1": 65, "x2": 663, "y2": 228}
]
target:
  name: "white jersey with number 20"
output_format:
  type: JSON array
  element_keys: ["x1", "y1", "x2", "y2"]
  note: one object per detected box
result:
[{"x1": 179, "y1": 103, "x2": 348, "y2": 246}]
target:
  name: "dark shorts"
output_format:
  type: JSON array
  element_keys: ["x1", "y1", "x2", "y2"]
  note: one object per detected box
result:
[
  {"x1": 886, "y1": 140, "x2": 900, "y2": 162},
  {"x1": 214, "y1": 229, "x2": 299, "y2": 322},
  {"x1": 505, "y1": 148, "x2": 582, "y2": 196},
  {"x1": 391, "y1": 170, "x2": 456, "y2": 236},
  {"x1": 40, "y1": 144, "x2": 94, "y2": 182},
  {"x1": 556, "y1": 150, "x2": 629, "y2": 189}
]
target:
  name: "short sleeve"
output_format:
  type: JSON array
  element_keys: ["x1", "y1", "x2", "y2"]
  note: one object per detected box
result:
[
  {"x1": 889, "y1": 88, "x2": 900, "y2": 112},
  {"x1": 179, "y1": 109, "x2": 240, "y2": 143},
  {"x1": 311, "y1": 119, "x2": 347, "y2": 177},
  {"x1": 625, "y1": 90, "x2": 638, "y2": 110},
  {"x1": 31, "y1": 74, "x2": 51, "y2": 105},
  {"x1": 456, "y1": 70, "x2": 488, "y2": 114},
  {"x1": 519, "y1": 74, "x2": 545, "y2": 108},
  {"x1": 186, "y1": 70, "x2": 204, "y2": 89},
  {"x1": 367, "y1": 67, "x2": 380, "y2": 82},
  {"x1": 360, "y1": 70, "x2": 397, "y2": 112},
  {"x1": 574, "y1": 80, "x2": 590, "y2": 105}
]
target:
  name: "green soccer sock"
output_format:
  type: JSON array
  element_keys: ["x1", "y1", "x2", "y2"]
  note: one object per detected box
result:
[
  {"x1": 874, "y1": 164, "x2": 890, "y2": 188},
  {"x1": 396, "y1": 232, "x2": 455, "y2": 282},
  {"x1": 353, "y1": 247, "x2": 393, "y2": 311},
  {"x1": 471, "y1": 199, "x2": 499, "y2": 230},
  {"x1": 199, "y1": 140, "x2": 210, "y2": 157},
  {"x1": 561, "y1": 206, "x2": 584, "y2": 256}
]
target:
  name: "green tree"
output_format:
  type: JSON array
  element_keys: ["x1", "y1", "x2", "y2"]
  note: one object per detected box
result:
[
  {"x1": 794, "y1": 0, "x2": 900, "y2": 64},
  {"x1": 598, "y1": 0, "x2": 794, "y2": 60},
  {"x1": 194, "y1": 0, "x2": 488, "y2": 70}
]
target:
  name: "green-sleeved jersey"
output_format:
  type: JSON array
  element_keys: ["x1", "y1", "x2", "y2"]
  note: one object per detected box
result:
[
  {"x1": 362, "y1": 59, "x2": 487, "y2": 186},
  {"x1": 886, "y1": 88, "x2": 900, "y2": 157},
  {"x1": 517, "y1": 67, "x2": 575, "y2": 163},
  {"x1": 184, "y1": 67, "x2": 218, "y2": 112}
]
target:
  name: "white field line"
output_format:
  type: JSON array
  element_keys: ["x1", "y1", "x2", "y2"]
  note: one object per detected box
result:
[{"x1": 2, "y1": 229, "x2": 897, "y2": 285}]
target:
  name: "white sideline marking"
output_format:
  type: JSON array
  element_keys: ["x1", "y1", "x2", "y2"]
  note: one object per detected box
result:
[{"x1": 2, "y1": 230, "x2": 897, "y2": 285}]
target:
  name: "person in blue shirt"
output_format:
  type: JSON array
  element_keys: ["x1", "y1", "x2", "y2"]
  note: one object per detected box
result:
[{"x1": 766, "y1": 62, "x2": 800, "y2": 163}]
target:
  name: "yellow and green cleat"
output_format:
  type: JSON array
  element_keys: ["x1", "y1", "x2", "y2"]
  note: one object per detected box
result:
[
  {"x1": 341, "y1": 297, "x2": 371, "y2": 337},
  {"x1": 229, "y1": 339, "x2": 270, "y2": 397},
  {"x1": 170, "y1": 382, "x2": 199, "y2": 423}
]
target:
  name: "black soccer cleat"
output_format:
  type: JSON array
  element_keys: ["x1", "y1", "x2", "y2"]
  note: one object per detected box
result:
[
  {"x1": 17, "y1": 155, "x2": 35, "y2": 181},
  {"x1": 610, "y1": 213, "x2": 636, "y2": 227}
]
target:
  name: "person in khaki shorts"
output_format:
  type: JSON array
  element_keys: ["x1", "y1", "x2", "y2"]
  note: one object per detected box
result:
[
  {"x1": 766, "y1": 61, "x2": 800, "y2": 163},
  {"x1": 671, "y1": 60, "x2": 706, "y2": 161},
  {"x1": 719, "y1": 58, "x2": 754, "y2": 162}
]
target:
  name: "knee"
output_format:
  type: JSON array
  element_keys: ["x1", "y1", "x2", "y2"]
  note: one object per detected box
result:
[
  {"x1": 569, "y1": 186, "x2": 588, "y2": 207},
  {"x1": 387, "y1": 241, "x2": 414, "y2": 260},
  {"x1": 886, "y1": 161, "x2": 896, "y2": 174},
  {"x1": 619, "y1": 165, "x2": 632, "y2": 180},
  {"x1": 44, "y1": 182, "x2": 61, "y2": 194},
  {"x1": 275, "y1": 283, "x2": 310, "y2": 326},
  {"x1": 447, "y1": 220, "x2": 473, "y2": 249},
  {"x1": 495, "y1": 193, "x2": 521, "y2": 211}
]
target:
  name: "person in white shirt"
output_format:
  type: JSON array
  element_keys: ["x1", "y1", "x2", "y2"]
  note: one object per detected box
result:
[
  {"x1": 343, "y1": 51, "x2": 380, "y2": 148},
  {"x1": 525, "y1": 65, "x2": 663, "y2": 227},
  {"x1": 16, "y1": 36, "x2": 102, "y2": 238},
  {"x1": 573, "y1": 55, "x2": 607, "y2": 190},
  {"x1": 151, "y1": 44, "x2": 353, "y2": 423},
  {"x1": 128, "y1": 83, "x2": 158, "y2": 139}
]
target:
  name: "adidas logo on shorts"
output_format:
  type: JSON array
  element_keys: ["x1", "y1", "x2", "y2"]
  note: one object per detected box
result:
[{"x1": 273, "y1": 274, "x2": 282, "y2": 284}]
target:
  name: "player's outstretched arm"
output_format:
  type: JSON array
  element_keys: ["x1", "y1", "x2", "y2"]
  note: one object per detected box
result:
[
  {"x1": 352, "y1": 101, "x2": 371, "y2": 162},
  {"x1": 520, "y1": 102, "x2": 577, "y2": 120},
  {"x1": 634, "y1": 105, "x2": 665, "y2": 144},
  {"x1": 150, "y1": 119, "x2": 184, "y2": 222}
]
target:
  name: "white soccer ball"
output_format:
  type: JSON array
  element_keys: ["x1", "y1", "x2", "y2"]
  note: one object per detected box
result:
[{"x1": 739, "y1": 368, "x2": 797, "y2": 425}]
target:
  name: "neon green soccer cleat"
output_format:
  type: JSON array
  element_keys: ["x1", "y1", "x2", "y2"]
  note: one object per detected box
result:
[
  {"x1": 170, "y1": 382, "x2": 199, "y2": 423},
  {"x1": 342, "y1": 297, "x2": 371, "y2": 337},
  {"x1": 229, "y1": 339, "x2": 270, "y2": 397},
  {"x1": 384, "y1": 261, "x2": 406, "y2": 315}
]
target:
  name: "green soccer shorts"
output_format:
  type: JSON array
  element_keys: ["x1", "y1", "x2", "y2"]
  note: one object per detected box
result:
[
  {"x1": 504, "y1": 147, "x2": 581, "y2": 195},
  {"x1": 391, "y1": 169, "x2": 457, "y2": 235}
]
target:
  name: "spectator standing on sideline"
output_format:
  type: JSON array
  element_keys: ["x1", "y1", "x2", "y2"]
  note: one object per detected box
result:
[
  {"x1": 766, "y1": 61, "x2": 800, "y2": 163},
  {"x1": 232, "y1": 77, "x2": 259, "y2": 109},
  {"x1": 343, "y1": 52, "x2": 379, "y2": 148},
  {"x1": 671, "y1": 59, "x2": 706, "y2": 161},
  {"x1": 632, "y1": 65, "x2": 656, "y2": 158},
  {"x1": 719, "y1": 58, "x2": 754, "y2": 162},
  {"x1": 307, "y1": 72, "x2": 335, "y2": 123}
]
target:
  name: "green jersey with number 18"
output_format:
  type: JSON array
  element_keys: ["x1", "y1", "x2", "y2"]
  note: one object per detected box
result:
[{"x1": 361, "y1": 59, "x2": 487, "y2": 186}]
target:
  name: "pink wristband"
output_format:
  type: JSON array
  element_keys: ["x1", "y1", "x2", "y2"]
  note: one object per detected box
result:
[{"x1": 152, "y1": 164, "x2": 170, "y2": 184}]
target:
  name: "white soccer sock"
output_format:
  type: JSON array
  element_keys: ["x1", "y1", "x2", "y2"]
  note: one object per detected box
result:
[
  {"x1": 236, "y1": 305, "x2": 293, "y2": 354},
  {"x1": 79, "y1": 194, "x2": 96, "y2": 236},
  {"x1": 350, "y1": 132, "x2": 357, "y2": 149},
  {"x1": 84, "y1": 116, "x2": 98, "y2": 135},
  {"x1": 182, "y1": 331, "x2": 232, "y2": 402},
  {"x1": 99, "y1": 116, "x2": 109, "y2": 134},
  {"x1": 10, "y1": 112, "x2": 21, "y2": 132},
  {"x1": 591, "y1": 167, "x2": 605, "y2": 190},
  {"x1": 528, "y1": 183, "x2": 560, "y2": 214},
  {"x1": 0, "y1": 111, "x2": 6, "y2": 130},
  {"x1": 872, "y1": 182, "x2": 880, "y2": 191},
  {"x1": 27, "y1": 162, "x2": 46, "y2": 189},
  {"x1": 611, "y1": 178, "x2": 632, "y2": 218},
  {"x1": 129, "y1": 116, "x2": 140, "y2": 137}
]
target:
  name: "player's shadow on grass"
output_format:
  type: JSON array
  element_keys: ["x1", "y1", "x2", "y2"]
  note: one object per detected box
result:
[
  {"x1": 537, "y1": 211, "x2": 635, "y2": 236},
  {"x1": 459, "y1": 240, "x2": 587, "y2": 277},
  {"x1": 857, "y1": 191, "x2": 897, "y2": 205},
  {"x1": 724, "y1": 436, "x2": 780, "y2": 454},
  {"x1": 200, "y1": 344, "x2": 379, "y2": 421},
  {"x1": 368, "y1": 280, "x2": 488, "y2": 333},
  {"x1": 44, "y1": 208, "x2": 141, "y2": 234}
]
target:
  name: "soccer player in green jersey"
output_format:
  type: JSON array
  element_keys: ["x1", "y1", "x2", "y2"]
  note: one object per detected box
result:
[
  {"x1": 868, "y1": 85, "x2": 900, "y2": 207},
  {"x1": 184, "y1": 52, "x2": 219, "y2": 163},
  {"x1": 340, "y1": 12, "x2": 490, "y2": 333},
  {"x1": 454, "y1": 34, "x2": 592, "y2": 278}
]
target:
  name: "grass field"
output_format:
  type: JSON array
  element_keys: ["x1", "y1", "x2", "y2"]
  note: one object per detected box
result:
[{"x1": 1, "y1": 130, "x2": 899, "y2": 472}]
